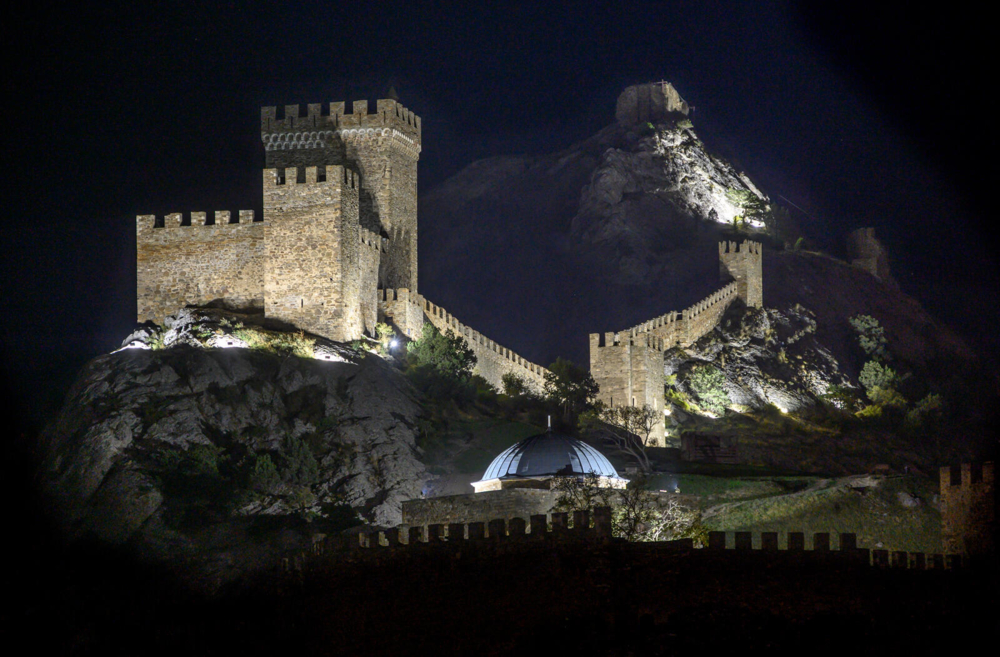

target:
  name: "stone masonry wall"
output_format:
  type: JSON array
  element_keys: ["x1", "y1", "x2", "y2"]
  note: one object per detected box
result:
[
  {"x1": 263, "y1": 165, "x2": 365, "y2": 342},
  {"x1": 940, "y1": 462, "x2": 995, "y2": 556},
  {"x1": 589, "y1": 332, "x2": 667, "y2": 446},
  {"x1": 262, "y1": 100, "x2": 421, "y2": 293},
  {"x1": 625, "y1": 281, "x2": 738, "y2": 348},
  {"x1": 136, "y1": 210, "x2": 264, "y2": 324},
  {"x1": 719, "y1": 240, "x2": 762, "y2": 308},
  {"x1": 377, "y1": 288, "x2": 551, "y2": 393},
  {"x1": 401, "y1": 489, "x2": 560, "y2": 526}
]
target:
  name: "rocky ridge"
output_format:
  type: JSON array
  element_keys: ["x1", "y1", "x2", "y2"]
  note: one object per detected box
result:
[{"x1": 41, "y1": 308, "x2": 428, "y2": 586}]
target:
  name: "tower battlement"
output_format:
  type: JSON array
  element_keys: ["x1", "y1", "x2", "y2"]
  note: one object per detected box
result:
[
  {"x1": 261, "y1": 99, "x2": 421, "y2": 148},
  {"x1": 719, "y1": 239, "x2": 763, "y2": 308}
]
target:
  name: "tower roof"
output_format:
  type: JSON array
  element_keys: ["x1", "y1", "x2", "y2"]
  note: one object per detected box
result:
[{"x1": 477, "y1": 432, "x2": 624, "y2": 482}]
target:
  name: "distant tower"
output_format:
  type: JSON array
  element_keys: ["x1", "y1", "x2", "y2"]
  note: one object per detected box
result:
[
  {"x1": 719, "y1": 240, "x2": 763, "y2": 309},
  {"x1": 261, "y1": 99, "x2": 422, "y2": 293},
  {"x1": 589, "y1": 332, "x2": 666, "y2": 447},
  {"x1": 940, "y1": 462, "x2": 996, "y2": 557}
]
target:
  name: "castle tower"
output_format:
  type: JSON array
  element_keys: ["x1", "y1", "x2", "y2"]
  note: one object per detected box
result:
[
  {"x1": 719, "y1": 240, "x2": 763, "y2": 309},
  {"x1": 589, "y1": 332, "x2": 666, "y2": 447},
  {"x1": 261, "y1": 99, "x2": 422, "y2": 293},
  {"x1": 940, "y1": 462, "x2": 995, "y2": 557},
  {"x1": 262, "y1": 165, "x2": 380, "y2": 341}
]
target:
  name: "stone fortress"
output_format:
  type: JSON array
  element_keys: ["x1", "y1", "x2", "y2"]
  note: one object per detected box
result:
[{"x1": 135, "y1": 85, "x2": 762, "y2": 429}]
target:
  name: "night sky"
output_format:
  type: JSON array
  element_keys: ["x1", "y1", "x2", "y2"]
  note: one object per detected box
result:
[{"x1": 4, "y1": 1, "x2": 995, "y2": 429}]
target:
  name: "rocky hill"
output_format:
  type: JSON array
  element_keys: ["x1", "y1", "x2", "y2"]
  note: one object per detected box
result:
[
  {"x1": 419, "y1": 85, "x2": 979, "y2": 394},
  {"x1": 40, "y1": 309, "x2": 428, "y2": 587}
]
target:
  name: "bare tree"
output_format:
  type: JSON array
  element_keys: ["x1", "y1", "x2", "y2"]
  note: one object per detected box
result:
[{"x1": 582, "y1": 402, "x2": 659, "y2": 472}]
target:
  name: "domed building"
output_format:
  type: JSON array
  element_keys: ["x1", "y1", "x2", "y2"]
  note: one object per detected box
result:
[
  {"x1": 472, "y1": 431, "x2": 627, "y2": 492},
  {"x1": 402, "y1": 431, "x2": 626, "y2": 527}
]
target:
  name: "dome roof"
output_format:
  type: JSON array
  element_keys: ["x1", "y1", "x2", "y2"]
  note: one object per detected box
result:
[{"x1": 478, "y1": 432, "x2": 623, "y2": 482}]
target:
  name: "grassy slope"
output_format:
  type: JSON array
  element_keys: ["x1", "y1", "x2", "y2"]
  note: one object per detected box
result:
[{"x1": 648, "y1": 472, "x2": 941, "y2": 553}]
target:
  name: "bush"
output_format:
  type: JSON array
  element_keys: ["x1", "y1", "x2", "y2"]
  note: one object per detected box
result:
[
  {"x1": 850, "y1": 315, "x2": 890, "y2": 361},
  {"x1": 906, "y1": 393, "x2": 943, "y2": 426},
  {"x1": 280, "y1": 435, "x2": 319, "y2": 486},
  {"x1": 406, "y1": 323, "x2": 476, "y2": 379},
  {"x1": 231, "y1": 325, "x2": 315, "y2": 359},
  {"x1": 249, "y1": 454, "x2": 280, "y2": 493},
  {"x1": 687, "y1": 365, "x2": 729, "y2": 415},
  {"x1": 859, "y1": 361, "x2": 898, "y2": 399},
  {"x1": 501, "y1": 372, "x2": 530, "y2": 397}
]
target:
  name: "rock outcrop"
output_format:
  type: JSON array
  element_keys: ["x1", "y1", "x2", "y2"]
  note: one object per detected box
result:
[{"x1": 41, "y1": 309, "x2": 427, "y2": 586}]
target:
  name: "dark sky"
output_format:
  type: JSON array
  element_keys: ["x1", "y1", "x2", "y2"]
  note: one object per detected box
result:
[{"x1": 4, "y1": 1, "x2": 996, "y2": 428}]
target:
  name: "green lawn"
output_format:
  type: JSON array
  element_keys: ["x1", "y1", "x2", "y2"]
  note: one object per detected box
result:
[{"x1": 646, "y1": 472, "x2": 942, "y2": 554}]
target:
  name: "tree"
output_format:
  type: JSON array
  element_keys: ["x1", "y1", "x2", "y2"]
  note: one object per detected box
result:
[
  {"x1": 374, "y1": 322, "x2": 395, "y2": 355},
  {"x1": 850, "y1": 315, "x2": 890, "y2": 361},
  {"x1": 406, "y1": 322, "x2": 476, "y2": 379},
  {"x1": 544, "y1": 357, "x2": 599, "y2": 421},
  {"x1": 859, "y1": 361, "x2": 898, "y2": 398},
  {"x1": 501, "y1": 372, "x2": 530, "y2": 397},
  {"x1": 581, "y1": 402, "x2": 659, "y2": 472},
  {"x1": 726, "y1": 188, "x2": 770, "y2": 226},
  {"x1": 686, "y1": 365, "x2": 729, "y2": 415},
  {"x1": 554, "y1": 474, "x2": 706, "y2": 543}
]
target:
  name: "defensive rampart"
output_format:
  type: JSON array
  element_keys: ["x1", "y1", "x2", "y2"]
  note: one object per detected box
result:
[
  {"x1": 378, "y1": 288, "x2": 551, "y2": 393},
  {"x1": 284, "y1": 506, "x2": 967, "y2": 574},
  {"x1": 589, "y1": 332, "x2": 667, "y2": 445},
  {"x1": 624, "y1": 281, "x2": 738, "y2": 348},
  {"x1": 136, "y1": 210, "x2": 264, "y2": 324}
]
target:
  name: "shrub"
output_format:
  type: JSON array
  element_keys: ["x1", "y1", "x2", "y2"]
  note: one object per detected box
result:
[
  {"x1": 280, "y1": 435, "x2": 319, "y2": 486},
  {"x1": 374, "y1": 322, "x2": 395, "y2": 354},
  {"x1": 406, "y1": 323, "x2": 476, "y2": 379},
  {"x1": 859, "y1": 361, "x2": 898, "y2": 398},
  {"x1": 501, "y1": 372, "x2": 530, "y2": 397},
  {"x1": 231, "y1": 326, "x2": 315, "y2": 358},
  {"x1": 850, "y1": 315, "x2": 890, "y2": 361},
  {"x1": 249, "y1": 454, "x2": 280, "y2": 493},
  {"x1": 906, "y1": 393, "x2": 943, "y2": 426},
  {"x1": 687, "y1": 365, "x2": 729, "y2": 415}
]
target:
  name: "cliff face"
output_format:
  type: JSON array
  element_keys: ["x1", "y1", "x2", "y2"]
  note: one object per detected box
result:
[{"x1": 40, "y1": 309, "x2": 427, "y2": 586}]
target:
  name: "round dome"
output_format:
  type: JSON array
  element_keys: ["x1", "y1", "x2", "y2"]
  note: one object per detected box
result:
[{"x1": 478, "y1": 432, "x2": 623, "y2": 482}]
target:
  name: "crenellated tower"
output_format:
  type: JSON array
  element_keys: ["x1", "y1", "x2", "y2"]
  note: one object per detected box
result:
[
  {"x1": 719, "y1": 240, "x2": 763, "y2": 308},
  {"x1": 589, "y1": 332, "x2": 667, "y2": 447},
  {"x1": 261, "y1": 99, "x2": 422, "y2": 293},
  {"x1": 262, "y1": 165, "x2": 381, "y2": 341}
]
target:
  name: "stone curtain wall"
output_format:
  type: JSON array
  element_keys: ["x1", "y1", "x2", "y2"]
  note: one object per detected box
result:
[
  {"x1": 940, "y1": 462, "x2": 995, "y2": 556},
  {"x1": 401, "y1": 489, "x2": 560, "y2": 526},
  {"x1": 589, "y1": 333, "x2": 667, "y2": 446},
  {"x1": 136, "y1": 211, "x2": 264, "y2": 324},
  {"x1": 377, "y1": 288, "x2": 551, "y2": 393},
  {"x1": 624, "y1": 281, "x2": 738, "y2": 348},
  {"x1": 264, "y1": 165, "x2": 365, "y2": 342}
]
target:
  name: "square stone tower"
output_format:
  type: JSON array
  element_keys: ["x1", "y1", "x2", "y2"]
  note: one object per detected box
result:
[
  {"x1": 589, "y1": 332, "x2": 666, "y2": 447},
  {"x1": 263, "y1": 166, "x2": 380, "y2": 341},
  {"x1": 719, "y1": 240, "x2": 763, "y2": 308},
  {"x1": 261, "y1": 100, "x2": 422, "y2": 293}
]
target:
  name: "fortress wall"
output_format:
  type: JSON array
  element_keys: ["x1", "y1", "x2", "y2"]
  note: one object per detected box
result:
[
  {"x1": 401, "y1": 489, "x2": 561, "y2": 527},
  {"x1": 377, "y1": 288, "x2": 425, "y2": 339},
  {"x1": 136, "y1": 210, "x2": 264, "y2": 324},
  {"x1": 264, "y1": 165, "x2": 363, "y2": 341},
  {"x1": 625, "y1": 281, "x2": 738, "y2": 348},
  {"x1": 418, "y1": 295, "x2": 550, "y2": 393}
]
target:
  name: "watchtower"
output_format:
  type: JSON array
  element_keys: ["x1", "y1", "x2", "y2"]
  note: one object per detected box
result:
[
  {"x1": 261, "y1": 99, "x2": 422, "y2": 292},
  {"x1": 719, "y1": 240, "x2": 763, "y2": 308},
  {"x1": 940, "y1": 462, "x2": 995, "y2": 557},
  {"x1": 589, "y1": 332, "x2": 666, "y2": 447}
]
